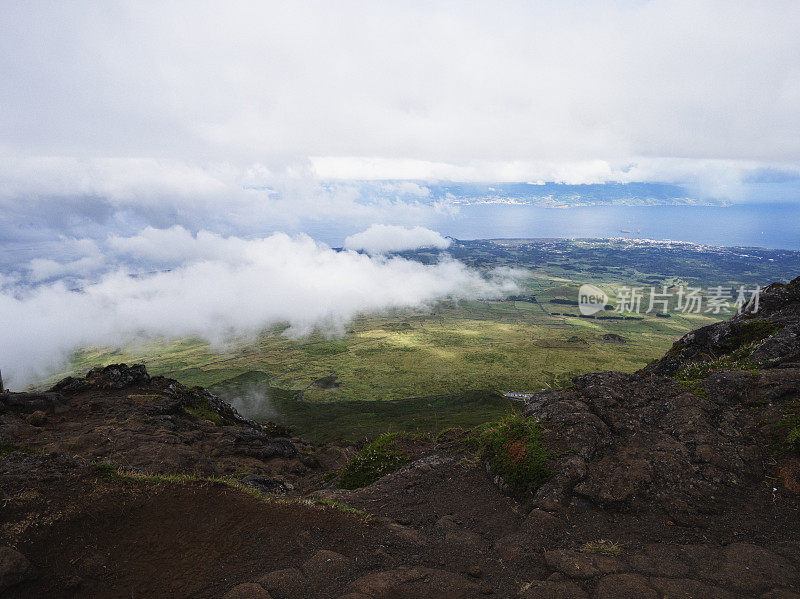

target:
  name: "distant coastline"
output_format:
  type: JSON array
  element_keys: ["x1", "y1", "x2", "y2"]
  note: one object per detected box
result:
[{"x1": 421, "y1": 202, "x2": 800, "y2": 251}]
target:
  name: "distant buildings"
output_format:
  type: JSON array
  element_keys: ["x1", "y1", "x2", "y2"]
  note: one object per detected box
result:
[{"x1": 502, "y1": 391, "x2": 535, "y2": 401}]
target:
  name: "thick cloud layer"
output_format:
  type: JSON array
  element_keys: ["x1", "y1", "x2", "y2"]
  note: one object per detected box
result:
[
  {"x1": 1, "y1": 0, "x2": 799, "y2": 237},
  {"x1": 3, "y1": 1, "x2": 799, "y2": 165},
  {"x1": 343, "y1": 225, "x2": 451, "y2": 255},
  {"x1": 0, "y1": 229, "x2": 521, "y2": 388}
]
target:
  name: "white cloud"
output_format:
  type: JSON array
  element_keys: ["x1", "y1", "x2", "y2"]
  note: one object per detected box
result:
[
  {"x1": 0, "y1": 228, "x2": 519, "y2": 387},
  {"x1": 311, "y1": 156, "x2": 800, "y2": 194},
  {"x1": 0, "y1": 154, "x2": 230, "y2": 203},
  {"x1": 344, "y1": 225, "x2": 452, "y2": 255},
  {"x1": 0, "y1": 153, "x2": 463, "y2": 243},
  {"x1": 108, "y1": 226, "x2": 251, "y2": 265},
  {"x1": 28, "y1": 256, "x2": 106, "y2": 282},
  {"x1": 0, "y1": 0, "x2": 798, "y2": 211},
  {"x1": 25, "y1": 237, "x2": 106, "y2": 282}
]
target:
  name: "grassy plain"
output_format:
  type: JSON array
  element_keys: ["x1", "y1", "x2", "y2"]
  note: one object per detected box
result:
[
  {"x1": 48, "y1": 294, "x2": 718, "y2": 401},
  {"x1": 44, "y1": 238, "x2": 797, "y2": 440}
]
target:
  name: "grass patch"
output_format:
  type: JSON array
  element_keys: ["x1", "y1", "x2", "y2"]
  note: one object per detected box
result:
[
  {"x1": 293, "y1": 497, "x2": 369, "y2": 518},
  {"x1": 92, "y1": 461, "x2": 121, "y2": 478},
  {"x1": 91, "y1": 462, "x2": 370, "y2": 518},
  {"x1": 126, "y1": 393, "x2": 166, "y2": 401},
  {"x1": 304, "y1": 340, "x2": 350, "y2": 356},
  {"x1": 580, "y1": 539, "x2": 623, "y2": 556},
  {"x1": 777, "y1": 405, "x2": 800, "y2": 452},
  {"x1": 786, "y1": 425, "x2": 800, "y2": 447},
  {"x1": 0, "y1": 442, "x2": 42, "y2": 457},
  {"x1": 184, "y1": 399, "x2": 222, "y2": 425},
  {"x1": 676, "y1": 345, "x2": 760, "y2": 381},
  {"x1": 339, "y1": 433, "x2": 410, "y2": 489},
  {"x1": 677, "y1": 378, "x2": 708, "y2": 398},
  {"x1": 434, "y1": 426, "x2": 467, "y2": 443},
  {"x1": 470, "y1": 413, "x2": 551, "y2": 495}
]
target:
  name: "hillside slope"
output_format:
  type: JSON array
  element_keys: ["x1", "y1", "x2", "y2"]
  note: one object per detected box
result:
[{"x1": 1, "y1": 277, "x2": 800, "y2": 598}]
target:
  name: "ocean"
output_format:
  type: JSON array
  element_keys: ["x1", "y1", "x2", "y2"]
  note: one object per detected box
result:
[{"x1": 306, "y1": 202, "x2": 800, "y2": 250}]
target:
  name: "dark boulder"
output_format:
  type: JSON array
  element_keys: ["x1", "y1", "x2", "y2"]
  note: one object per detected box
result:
[
  {"x1": 240, "y1": 474, "x2": 295, "y2": 495},
  {"x1": 233, "y1": 429, "x2": 297, "y2": 460},
  {"x1": 51, "y1": 363, "x2": 151, "y2": 393},
  {"x1": 647, "y1": 275, "x2": 800, "y2": 376},
  {"x1": 0, "y1": 546, "x2": 33, "y2": 593},
  {"x1": 522, "y1": 277, "x2": 800, "y2": 519}
]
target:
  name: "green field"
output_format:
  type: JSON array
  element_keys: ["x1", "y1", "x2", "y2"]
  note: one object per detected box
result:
[
  {"x1": 44, "y1": 238, "x2": 799, "y2": 441},
  {"x1": 53, "y1": 295, "x2": 717, "y2": 401}
]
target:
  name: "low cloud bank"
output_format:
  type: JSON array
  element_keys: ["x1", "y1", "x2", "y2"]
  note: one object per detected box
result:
[
  {"x1": 343, "y1": 224, "x2": 451, "y2": 254},
  {"x1": 0, "y1": 228, "x2": 520, "y2": 388}
]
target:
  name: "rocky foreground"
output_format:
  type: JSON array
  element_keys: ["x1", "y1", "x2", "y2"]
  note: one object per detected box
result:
[{"x1": 2, "y1": 277, "x2": 800, "y2": 598}]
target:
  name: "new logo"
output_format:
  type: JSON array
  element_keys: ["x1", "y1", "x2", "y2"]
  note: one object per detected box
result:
[{"x1": 578, "y1": 284, "x2": 608, "y2": 316}]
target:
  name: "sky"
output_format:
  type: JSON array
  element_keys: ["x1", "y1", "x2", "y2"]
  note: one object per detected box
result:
[
  {"x1": 2, "y1": 0, "x2": 800, "y2": 240},
  {"x1": 1, "y1": 1, "x2": 800, "y2": 385}
]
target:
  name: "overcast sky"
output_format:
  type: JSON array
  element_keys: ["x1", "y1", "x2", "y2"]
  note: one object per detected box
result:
[{"x1": 2, "y1": 0, "x2": 800, "y2": 223}]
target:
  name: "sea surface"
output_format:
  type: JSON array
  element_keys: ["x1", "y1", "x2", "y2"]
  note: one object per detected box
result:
[
  {"x1": 1, "y1": 203, "x2": 798, "y2": 274},
  {"x1": 306, "y1": 202, "x2": 800, "y2": 250}
]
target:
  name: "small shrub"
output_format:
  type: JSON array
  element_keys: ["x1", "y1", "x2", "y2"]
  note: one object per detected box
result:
[
  {"x1": 261, "y1": 421, "x2": 294, "y2": 437},
  {"x1": 92, "y1": 462, "x2": 119, "y2": 478},
  {"x1": 778, "y1": 409, "x2": 800, "y2": 451},
  {"x1": 339, "y1": 433, "x2": 409, "y2": 490},
  {"x1": 472, "y1": 413, "x2": 551, "y2": 495},
  {"x1": 787, "y1": 426, "x2": 800, "y2": 446}
]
